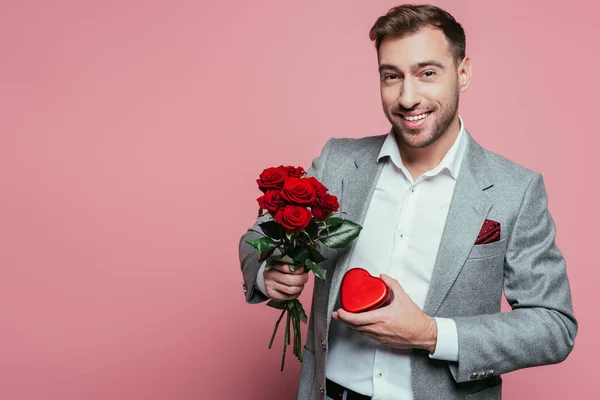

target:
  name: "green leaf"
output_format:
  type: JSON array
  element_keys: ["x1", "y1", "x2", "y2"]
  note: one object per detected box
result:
[
  {"x1": 290, "y1": 247, "x2": 311, "y2": 263},
  {"x1": 304, "y1": 219, "x2": 319, "y2": 237},
  {"x1": 266, "y1": 255, "x2": 296, "y2": 270},
  {"x1": 308, "y1": 246, "x2": 326, "y2": 263},
  {"x1": 294, "y1": 299, "x2": 308, "y2": 323},
  {"x1": 306, "y1": 259, "x2": 326, "y2": 280},
  {"x1": 246, "y1": 236, "x2": 278, "y2": 254},
  {"x1": 267, "y1": 300, "x2": 286, "y2": 310},
  {"x1": 258, "y1": 247, "x2": 276, "y2": 263},
  {"x1": 295, "y1": 233, "x2": 309, "y2": 246},
  {"x1": 259, "y1": 221, "x2": 283, "y2": 240},
  {"x1": 319, "y1": 220, "x2": 363, "y2": 249},
  {"x1": 325, "y1": 216, "x2": 344, "y2": 228}
]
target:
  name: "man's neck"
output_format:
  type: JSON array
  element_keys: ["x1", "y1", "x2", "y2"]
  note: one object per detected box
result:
[{"x1": 396, "y1": 116, "x2": 461, "y2": 181}]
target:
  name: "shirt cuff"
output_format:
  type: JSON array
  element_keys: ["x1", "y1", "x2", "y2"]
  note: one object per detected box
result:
[
  {"x1": 429, "y1": 317, "x2": 459, "y2": 362},
  {"x1": 255, "y1": 261, "x2": 268, "y2": 296}
]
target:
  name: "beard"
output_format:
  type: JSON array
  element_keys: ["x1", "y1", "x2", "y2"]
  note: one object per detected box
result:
[{"x1": 385, "y1": 87, "x2": 460, "y2": 149}]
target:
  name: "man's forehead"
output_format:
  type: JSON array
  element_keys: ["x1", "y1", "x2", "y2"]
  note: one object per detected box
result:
[{"x1": 378, "y1": 27, "x2": 453, "y2": 67}]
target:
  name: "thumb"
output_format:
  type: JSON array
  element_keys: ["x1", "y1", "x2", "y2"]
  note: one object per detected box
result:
[{"x1": 380, "y1": 274, "x2": 406, "y2": 298}]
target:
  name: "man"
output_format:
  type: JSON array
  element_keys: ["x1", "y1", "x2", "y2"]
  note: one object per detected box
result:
[{"x1": 239, "y1": 4, "x2": 577, "y2": 400}]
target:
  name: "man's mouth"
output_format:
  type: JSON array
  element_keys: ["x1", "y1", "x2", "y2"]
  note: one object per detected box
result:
[{"x1": 399, "y1": 111, "x2": 432, "y2": 121}]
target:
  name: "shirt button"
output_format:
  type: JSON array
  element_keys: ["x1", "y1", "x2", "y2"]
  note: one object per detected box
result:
[{"x1": 411, "y1": 188, "x2": 415, "y2": 194}]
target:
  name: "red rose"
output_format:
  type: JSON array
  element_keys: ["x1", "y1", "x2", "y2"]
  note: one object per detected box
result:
[
  {"x1": 282, "y1": 165, "x2": 306, "y2": 178},
  {"x1": 305, "y1": 176, "x2": 327, "y2": 197},
  {"x1": 257, "y1": 167, "x2": 288, "y2": 193},
  {"x1": 274, "y1": 205, "x2": 313, "y2": 232},
  {"x1": 280, "y1": 177, "x2": 317, "y2": 206},
  {"x1": 257, "y1": 190, "x2": 285, "y2": 213},
  {"x1": 312, "y1": 193, "x2": 340, "y2": 220}
]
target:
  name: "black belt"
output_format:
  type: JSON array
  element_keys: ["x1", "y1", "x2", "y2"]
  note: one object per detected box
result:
[{"x1": 326, "y1": 379, "x2": 371, "y2": 400}]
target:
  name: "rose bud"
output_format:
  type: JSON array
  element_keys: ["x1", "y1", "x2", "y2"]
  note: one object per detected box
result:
[
  {"x1": 312, "y1": 193, "x2": 340, "y2": 220},
  {"x1": 257, "y1": 166, "x2": 288, "y2": 193},
  {"x1": 274, "y1": 205, "x2": 313, "y2": 232},
  {"x1": 282, "y1": 165, "x2": 306, "y2": 178},
  {"x1": 305, "y1": 176, "x2": 328, "y2": 198},
  {"x1": 280, "y1": 177, "x2": 317, "y2": 206},
  {"x1": 262, "y1": 190, "x2": 285, "y2": 213}
]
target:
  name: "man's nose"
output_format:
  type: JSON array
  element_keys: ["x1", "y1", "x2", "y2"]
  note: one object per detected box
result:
[{"x1": 398, "y1": 79, "x2": 420, "y2": 109}]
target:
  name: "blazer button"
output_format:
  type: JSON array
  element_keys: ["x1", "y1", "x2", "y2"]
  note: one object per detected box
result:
[
  {"x1": 470, "y1": 372, "x2": 478, "y2": 380},
  {"x1": 243, "y1": 283, "x2": 248, "y2": 293},
  {"x1": 488, "y1": 369, "x2": 496, "y2": 376},
  {"x1": 321, "y1": 340, "x2": 327, "y2": 350},
  {"x1": 319, "y1": 384, "x2": 325, "y2": 394}
]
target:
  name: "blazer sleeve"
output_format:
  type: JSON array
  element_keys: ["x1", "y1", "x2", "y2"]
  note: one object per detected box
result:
[
  {"x1": 449, "y1": 173, "x2": 578, "y2": 382},
  {"x1": 238, "y1": 138, "x2": 334, "y2": 304}
]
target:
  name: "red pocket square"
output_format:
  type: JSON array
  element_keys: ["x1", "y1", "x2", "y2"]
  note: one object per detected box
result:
[{"x1": 475, "y1": 219, "x2": 501, "y2": 245}]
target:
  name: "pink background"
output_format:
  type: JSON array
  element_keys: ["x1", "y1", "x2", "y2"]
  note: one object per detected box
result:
[{"x1": 1, "y1": 0, "x2": 597, "y2": 399}]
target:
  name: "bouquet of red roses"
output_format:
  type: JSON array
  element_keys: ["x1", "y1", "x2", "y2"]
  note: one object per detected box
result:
[{"x1": 247, "y1": 165, "x2": 362, "y2": 371}]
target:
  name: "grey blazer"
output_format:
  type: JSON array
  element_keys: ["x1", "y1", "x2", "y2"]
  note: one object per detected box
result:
[{"x1": 239, "y1": 131, "x2": 577, "y2": 400}]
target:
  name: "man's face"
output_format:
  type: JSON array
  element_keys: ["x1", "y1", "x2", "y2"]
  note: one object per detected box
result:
[{"x1": 379, "y1": 27, "x2": 469, "y2": 148}]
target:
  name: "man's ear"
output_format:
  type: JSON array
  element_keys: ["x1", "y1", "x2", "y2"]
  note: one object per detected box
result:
[{"x1": 458, "y1": 56, "x2": 472, "y2": 93}]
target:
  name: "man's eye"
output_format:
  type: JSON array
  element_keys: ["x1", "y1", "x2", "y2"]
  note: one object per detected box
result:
[
  {"x1": 422, "y1": 71, "x2": 436, "y2": 78},
  {"x1": 384, "y1": 74, "x2": 399, "y2": 81}
]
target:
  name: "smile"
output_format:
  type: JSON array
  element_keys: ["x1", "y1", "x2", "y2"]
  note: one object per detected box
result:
[{"x1": 401, "y1": 112, "x2": 432, "y2": 121}]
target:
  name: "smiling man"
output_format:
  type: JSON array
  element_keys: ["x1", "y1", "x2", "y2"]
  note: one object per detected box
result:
[{"x1": 239, "y1": 4, "x2": 577, "y2": 400}]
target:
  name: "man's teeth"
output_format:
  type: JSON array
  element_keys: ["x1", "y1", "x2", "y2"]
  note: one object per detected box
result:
[{"x1": 402, "y1": 112, "x2": 431, "y2": 121}]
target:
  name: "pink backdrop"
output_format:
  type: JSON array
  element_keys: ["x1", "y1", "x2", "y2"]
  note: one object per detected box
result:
[{"x1": 1, "y1": 0, "x2": 597, "y2": 398}]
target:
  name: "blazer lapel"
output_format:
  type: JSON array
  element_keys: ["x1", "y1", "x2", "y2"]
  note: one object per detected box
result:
[
  {"x1": 326, "y1": 136, "x2": 386, "y2": 321},
  {"x1": 423, "y1": 131, "x2": 494, "y2": 316}
]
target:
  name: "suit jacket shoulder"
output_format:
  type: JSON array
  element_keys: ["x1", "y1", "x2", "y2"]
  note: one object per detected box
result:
[
  {"x1": 326, "y1": 134, "x2": 387, "y2": 162},
  {"x1": 476, "y1": 142, "x2": 546, "y2": 208},
  {"x1": 482, "y1": 146, "x2": 539, "y2": 182}
]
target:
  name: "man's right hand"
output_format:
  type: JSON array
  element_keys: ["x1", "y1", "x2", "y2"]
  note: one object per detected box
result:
[{"x1": 263, "y1": 264, "x2": 309, "y2": 301}]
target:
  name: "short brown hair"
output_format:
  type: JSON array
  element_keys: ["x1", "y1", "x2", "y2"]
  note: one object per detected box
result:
[{"x1": 369, "y1": 4, "x2": 466, "y2": 64}]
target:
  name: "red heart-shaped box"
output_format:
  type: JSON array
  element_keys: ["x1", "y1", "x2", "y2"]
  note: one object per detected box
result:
[{"x1": 340, "y1": 268, "x2": 392, "y2": 313}]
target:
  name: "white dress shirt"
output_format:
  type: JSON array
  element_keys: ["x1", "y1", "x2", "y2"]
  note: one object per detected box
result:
[{"x1": 257, "y1": 117, "x2": 468, "y2": 399}]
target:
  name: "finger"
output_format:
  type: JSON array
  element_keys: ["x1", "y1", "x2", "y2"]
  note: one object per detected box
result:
[
  {"x1": 336, "y1": 308, "x2": 381, "y2": 327},
  {"x1": 267, "y1": 290, "x2": 299, "y2": 302},
  {"x1": 340, "y1": 320, "x2": 381, "y2": 337},
  {"x1": 267, "y1": 280, "x2": 304, "y2": 297},
  {"x1": 364, "y1": 332, "x2": 381, "y2": 343},
  {"x1": 266, "y1": 286, "x2": 301, "y2": 301},
  {"x1": 266, "y1": 269, "x2": 309, "y2": 286},
  {"x1": 380, "y1": 274, "x2": 407, "y2": 299},
  {"x1": 274, "y1": 264, "x2": 306, "y2": 275}
]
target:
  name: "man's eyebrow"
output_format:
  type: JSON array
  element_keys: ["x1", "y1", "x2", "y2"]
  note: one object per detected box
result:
[
  {"x1": 378, "y1": 61, "x2": 445, "y2": 73},
  {"x1": 412, "y1": 61, "x2": 445, "y2": 72},
  {"x1": 378, "y1": 64, "x2": 400, "y2": 73}
]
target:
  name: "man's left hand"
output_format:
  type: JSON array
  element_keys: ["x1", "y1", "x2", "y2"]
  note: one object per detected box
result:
[{"x1": 332, "y1": 274, "x2": 438, "y2": 353}]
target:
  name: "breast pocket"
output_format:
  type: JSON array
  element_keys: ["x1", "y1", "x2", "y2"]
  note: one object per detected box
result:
[{"x1": 467, "y1": 239, "x2": 508, "y2": 260}]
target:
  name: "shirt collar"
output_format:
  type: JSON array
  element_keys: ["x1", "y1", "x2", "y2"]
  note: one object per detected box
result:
[{"x1": 377, "y1": 115, "x2": 467, "y2": 181}]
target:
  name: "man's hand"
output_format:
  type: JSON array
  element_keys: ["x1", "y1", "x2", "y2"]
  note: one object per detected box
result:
[
  {"x1": 263, "y1": 264, "x2": 309, "y2": 301},
  {"x1": 332, "y1": 274, "x2": 438, "y2": 353}
]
